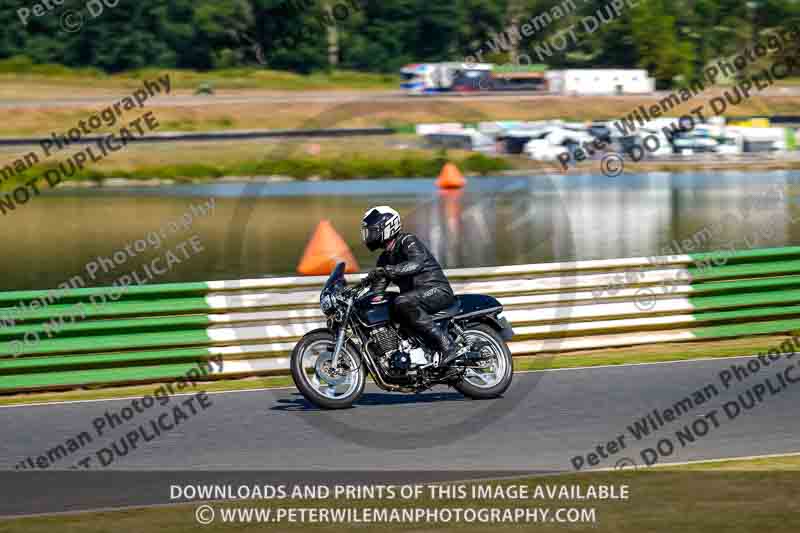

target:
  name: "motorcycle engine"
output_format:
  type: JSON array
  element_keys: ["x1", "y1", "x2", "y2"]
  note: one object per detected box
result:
[
  {"x1": 370, "y1": 327, "x2": 412, "y2": 377},
  {"x1": 370, "y1": 326, "x2": 399, "y2": 354},
  {"x1": 388, "y1": 351, "x2": 411, "y2": 376}
]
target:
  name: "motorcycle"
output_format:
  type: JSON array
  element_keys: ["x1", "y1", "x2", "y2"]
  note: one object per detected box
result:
[{"x1": 290, "y1": 262, "x2": 514, "y2": 409}]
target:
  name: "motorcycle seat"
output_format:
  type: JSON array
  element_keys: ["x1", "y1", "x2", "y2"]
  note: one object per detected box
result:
[{"x1": 431, "y1": 299, "x2": 461, "y2": 320}]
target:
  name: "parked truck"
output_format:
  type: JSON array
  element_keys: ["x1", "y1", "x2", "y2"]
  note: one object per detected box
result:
[{"x1": 400, "y1": 63, "x2": 547, "y2": 95}]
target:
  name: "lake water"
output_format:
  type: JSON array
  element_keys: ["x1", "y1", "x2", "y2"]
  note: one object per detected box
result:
[{"x1": 4, "y1": 171, "x2": 799, "y2": 291}]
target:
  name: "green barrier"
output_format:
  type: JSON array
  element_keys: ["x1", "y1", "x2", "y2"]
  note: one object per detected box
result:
[
  {"x1": 1, "y1": 362, "x2": 214, "y2": 391},
  {"x1": 0, "y1": 346, "x2": 215, "y2": 375},
  {"x1": 0, "y1": 315, "x2": 211, "y2": 340},
  {"x1": 2, "y1": 246, "x2": 800, "y2": 394}
]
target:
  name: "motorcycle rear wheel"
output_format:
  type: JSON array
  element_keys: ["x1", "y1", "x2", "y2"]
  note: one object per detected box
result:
[{"x1": 453, "y1": 324, "x2": 513, "y2": 399}]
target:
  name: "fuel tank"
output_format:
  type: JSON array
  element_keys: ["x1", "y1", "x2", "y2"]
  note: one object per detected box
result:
[{"x1": 355, "y1": 291, "x2": 399, "y2": 326}]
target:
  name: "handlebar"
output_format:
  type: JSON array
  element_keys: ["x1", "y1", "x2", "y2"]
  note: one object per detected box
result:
[
  {"x1": 357, "y1": 275, "x2": 372, "y2": 289},
  {"x1": 344, "y1": 275, "x2": 370, "y2": 298},
  {"x1": 345, "y1": 270, "x2": 387, "y2": 298}
]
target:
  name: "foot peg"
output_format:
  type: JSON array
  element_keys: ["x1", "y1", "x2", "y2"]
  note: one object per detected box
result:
[
  {"x1": 437, "y1": 346, "x2": 468, "y2": 368},
  {"x1": 438, "y1": 340, "x2": 492, "y2": 368}
]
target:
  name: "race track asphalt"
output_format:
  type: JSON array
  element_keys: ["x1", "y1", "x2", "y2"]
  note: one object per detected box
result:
[
  {"x1": 2, "y1": 354, "x2": 799, "y2": 515},
  {"x1": 2, "y1": 87, "x2": 800, "y2": 109},
  {"x1": 0, "y1": 91, "x2": 670, "y2": 108},
  {"x1": 3, "y1": 355, "x2": 798, "y2": 472}
]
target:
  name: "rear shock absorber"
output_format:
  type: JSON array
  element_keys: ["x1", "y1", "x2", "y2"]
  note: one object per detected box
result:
[{"x1": 450, "y1": 322, "x2": 466, "y2": 349}]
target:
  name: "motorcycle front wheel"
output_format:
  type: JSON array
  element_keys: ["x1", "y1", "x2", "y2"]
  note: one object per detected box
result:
[{"x1": 290, "y1": 330, "x2": 367, "y2": 409}]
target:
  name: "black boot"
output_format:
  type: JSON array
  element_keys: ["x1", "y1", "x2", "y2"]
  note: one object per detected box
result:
[{"x1": 420, "y1": 323, "x2": 458, "y2": 368}]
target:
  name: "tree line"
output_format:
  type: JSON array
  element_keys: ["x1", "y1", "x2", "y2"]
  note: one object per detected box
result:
[{"x1": 1, "y1": 0, "x2": 799, "y2": 86}]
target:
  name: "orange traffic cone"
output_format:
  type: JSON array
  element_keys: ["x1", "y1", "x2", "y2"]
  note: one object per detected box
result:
[
  {"x1": 436, "y1": 162, "x2": 466, "y2": 189},
  {"x1": 297, "y1": 220, "x2": 360, "y2": 275}
]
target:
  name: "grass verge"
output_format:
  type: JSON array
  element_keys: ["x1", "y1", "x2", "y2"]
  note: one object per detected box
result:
[
  {"x1": 0, "y1": 333, "x2": 793, "y2": 407},
  {"x1": 3, "y1": 83, "x2": 800, "y2": 137},
  {"x1": 4, "y1": 134, "x2": 800, "y2": 191},
  {"x1": 0, "y1": 57, "x2": 398, "y2": 92},
  {"x1": 1, "y1": 152, "x2": 510, "y2": 188}
]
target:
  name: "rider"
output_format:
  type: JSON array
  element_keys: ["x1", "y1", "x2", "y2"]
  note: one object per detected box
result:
[{"x1": 361, "y1": 206, "x2": 458, "y2": 366}]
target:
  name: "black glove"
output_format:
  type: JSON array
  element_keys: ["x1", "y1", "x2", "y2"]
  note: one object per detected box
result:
[
  {"x1": 382, "y1": 265, "x2": 397, "y2": 279},
  {"x1": 366, "y1": 268, "x2": 387, "y2": 284}
]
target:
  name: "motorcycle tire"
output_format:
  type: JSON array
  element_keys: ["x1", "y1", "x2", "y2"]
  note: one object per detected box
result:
[
  {"x1": 290, "y1": 330, "x2": 367, "y2": 409},
  {"x1": 453, "y1": 323, "x2": 513, "y2": 399}
]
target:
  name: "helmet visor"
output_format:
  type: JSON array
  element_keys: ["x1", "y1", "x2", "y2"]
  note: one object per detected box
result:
[{"x1": 361, "y1": 225, "x2": 383, "y2": 245}]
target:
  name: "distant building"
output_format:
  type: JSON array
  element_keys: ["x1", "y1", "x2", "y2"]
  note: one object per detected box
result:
[{"x1": 546, "y1": 69, "x2": 654, "y2": 95}]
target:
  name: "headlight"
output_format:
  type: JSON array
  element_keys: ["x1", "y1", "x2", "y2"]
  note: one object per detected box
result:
[{"x1": 320, "y1": 293, "x2": 335, "y2": 314}]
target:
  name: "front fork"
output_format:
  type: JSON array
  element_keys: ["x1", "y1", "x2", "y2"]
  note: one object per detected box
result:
[{"x1": 330, "y1": 297, "x2": 354, "y2": 368}]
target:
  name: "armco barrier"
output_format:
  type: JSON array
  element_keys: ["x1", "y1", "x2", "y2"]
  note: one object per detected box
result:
[
  {"x1": 3, "y1": 246, "x2": 800, "y2": 394},
  {"x1": 0, "y1": 127, "x2": 396, "y2": 147}
]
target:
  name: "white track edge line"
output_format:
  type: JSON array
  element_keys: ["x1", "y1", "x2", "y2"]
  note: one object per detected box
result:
[{"x1": 0, "y1": 352, "x2": 785, "y2": 410}]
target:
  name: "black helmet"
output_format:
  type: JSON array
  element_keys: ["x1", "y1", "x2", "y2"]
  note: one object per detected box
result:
[{"x1": 361, "y1": 206, "x2": 401, "y2": 251}]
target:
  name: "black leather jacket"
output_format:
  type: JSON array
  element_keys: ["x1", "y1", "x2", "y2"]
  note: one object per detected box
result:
[{"x1": 375, "y1": 232, "x2": 453, "y2": 294}]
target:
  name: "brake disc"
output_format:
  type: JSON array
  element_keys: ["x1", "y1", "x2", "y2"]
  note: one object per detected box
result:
[{"x1": 314, "y1": 350, "x2": 349, "y2": 386}]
